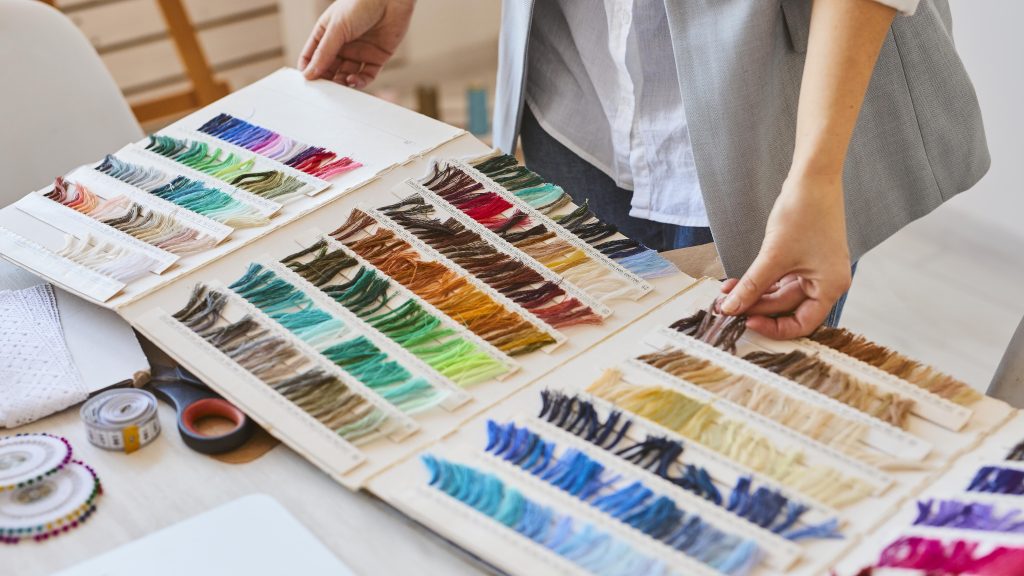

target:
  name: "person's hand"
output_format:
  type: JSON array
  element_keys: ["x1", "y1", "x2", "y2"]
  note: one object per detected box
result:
[
  {"x1": 718, "y1": 172, "x2": 852, "y2": 339},
  {"x1": 298, "y1": 0, "x2": 415, "y2": 88}
]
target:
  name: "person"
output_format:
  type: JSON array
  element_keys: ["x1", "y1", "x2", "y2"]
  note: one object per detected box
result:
[{"x1": 297, "y1": 0, "x2": 987, "y2": 339}]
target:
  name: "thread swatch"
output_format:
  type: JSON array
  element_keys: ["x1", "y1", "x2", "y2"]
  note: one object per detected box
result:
[
  {"x1": 1007, "y1": 441, "x2": 1024, "y2": 462},
  {"x1": 875, "y1": 536, "x2": 1024, "y2": 574},
  {"x1": 145, "y1": 135, "x2": 307, "y2": 202},
  {"x1": 198, "y1": 113, "x2": 361, "y2": 179},
  {"x1": 587, "y1": 369, "x2": 875, "y2": 507},
  {"x1": 418, "y1": 164, "x2": 642, "y2": 301},
  {"x1": 741, "y1": 350, "x2": 914, "y2": 429},
  {"x1": 470, "y1": 153, "x2": 677, "y2": 279},
  {"x1": 914, "y1": 499, "x2": 1024, "y2": 533},
  {"x1": 281, "y1": 239, "x2": 510, "y2": 386},
  {"x1": 968, "y1": 466, "x2": 1024, "y2": 495},
  {"x1": 537, "y1": 387, "x2": 843, "y2": 542},
  {"x1": 375, "y1": 201, "x2": 603, "y2": 328},
  {"x1": 636, "y1": 348, "x2": 868, "y2": 453},
  {"x1": 669, "y1": 306, "x2": 747, "y2": 354},
  {"x1": 229, "y1": 263, "x2": 447, "y2": 414},
  {"x1": 809, "y1": 326, "x2": 982, "y2": 406},
  {"x1": 669, "y1": 307, "x2": 916, "y2": 429},
  {"x1": 485, "y1": 421, "x2": 761, "y2": 574},
  {"x1": 96, "y1": 155, "x2": 270, "y2": 228},
  {"x1": 171, "y1": 284, "x2": 387, "y2": 441},
  {"x1": 331, "y1": 211, "x2": 559, "y2": 354},
  {"x1": 421, "y1": 455, "x2": 675, "y2": 576},
  {"x1": 44, "y1": 177, "x2": 216, "y2": 255},
  {"x1": 57, "y1": 235, "x2": 157, "y2": 282},
  {"x1": 540, "y1": 390, "x2": 719, "y2": 503}
]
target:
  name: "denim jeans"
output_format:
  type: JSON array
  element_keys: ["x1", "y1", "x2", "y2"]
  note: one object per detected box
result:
[{"x1": 519, "y1": 104, "x2": 854, "y2": 327}]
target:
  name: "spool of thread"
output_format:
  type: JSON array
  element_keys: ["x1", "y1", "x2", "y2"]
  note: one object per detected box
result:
[{"x1": 80, "y1": 389, "x2": 161, "y2": 454}]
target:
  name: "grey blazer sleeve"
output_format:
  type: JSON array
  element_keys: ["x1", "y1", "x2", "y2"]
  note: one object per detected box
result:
[{"x1": 494, "y1": 0, "x2": 988, "y2": 276}]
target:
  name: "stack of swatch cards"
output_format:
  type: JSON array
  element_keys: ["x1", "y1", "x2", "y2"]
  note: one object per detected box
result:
[{"x1": 0, "y1": 68, "x2": 1021, "y2": 574}]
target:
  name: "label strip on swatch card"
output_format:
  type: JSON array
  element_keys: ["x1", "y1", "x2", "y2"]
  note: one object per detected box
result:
[
  {"x1": 650, "y1": 327, "x2": 933, "y2": 462},
  {"x1": 796, "y1": 338, "x2": 973, "y2": 432},
  {"x1": 621, "y1": 358, "x2": 895, "y2": 492},
  {"x1": 398, "y1": 181, "x2": 614, "y2": 318},
  {"x1": 307, "y1": 230, "x2": 527, "y2": 368},
  {"x1": 138, "y1": 309, "x2": 367, "y2": 477},
  {"x1": 0, "y1": 227, "x2": 126, "y2": 303},
  {"x1": 473, "y1": 452, "x2": 730, "y2": 576},
  {"x1": 69, "y1": 166, "x2": 234, "y2": 243},
  {"x1": 577, "y1": 392, "x2": 842, "y2": 522},
  {"x1": 362, "y1": 208, "x2": 568, "y2": 351},
  {"x1": 215, "y1": 282, "x2": 420, "y2": 441},
  {"x1": 524, "y1": 416, "x2": 804, "y2": 571},
  {"x1": 260, "y1": 258, "x2": 474, "y2": 410},
  {"x1": 452, "y1": 159, "x2": 655, "y2": 297},
  {"x1": 14, "y1": 192, "x2": 179, "y2": 273},
  {"x1": 120, "y1": 145, "x2": 283, "y2": 217},
  {"x1": 164, "y1": 127, "x2": 331, "y2": 196}
]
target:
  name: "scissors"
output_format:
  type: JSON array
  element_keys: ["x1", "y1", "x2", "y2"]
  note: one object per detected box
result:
[{"x1": 147, "y1": 365, "x2": 254, "y2": 454}]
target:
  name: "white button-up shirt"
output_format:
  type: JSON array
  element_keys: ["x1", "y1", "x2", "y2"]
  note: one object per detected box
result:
[{"x1": 525, "y1": 0, "x2": 919, "y2": 228}]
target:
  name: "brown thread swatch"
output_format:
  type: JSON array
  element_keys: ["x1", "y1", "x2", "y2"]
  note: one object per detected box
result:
[
  {"x1": 809, "y1": 326, "x2": 981, "y2": 406},
  {"x1": 330, "y1": 211, "x2": 558, "y2": 355}
]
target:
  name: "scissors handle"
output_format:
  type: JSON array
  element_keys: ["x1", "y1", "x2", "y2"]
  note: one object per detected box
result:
[{"x1": 149, "y1": 380, "x2": 253, "y2": 455}]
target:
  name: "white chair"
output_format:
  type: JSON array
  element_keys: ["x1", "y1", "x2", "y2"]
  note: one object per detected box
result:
[{"x1": 0, "y1": 0, "x2": 142, "y2": 207}]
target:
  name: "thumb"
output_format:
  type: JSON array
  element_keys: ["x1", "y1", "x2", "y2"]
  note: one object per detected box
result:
[{"x1": 720, "y1": 254, "x2": 784, "y2": 316}]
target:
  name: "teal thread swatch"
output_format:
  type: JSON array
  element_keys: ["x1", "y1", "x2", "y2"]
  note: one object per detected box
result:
[
  {"x1": 96, "y1": 155, "x2": 269, "y2": 228},
  {"x1": 422, "y1": 455, "x2": 677, "y2": 576},
  {"x1": 146, "y1": 135, "x2": 306, "y2": 202},
  {"x1": 171, "y1": 284, "x2": 387, "y2": 441},
  {"x1": 229, "y1": 263, "x2": 446, "y2": 414},
  {"x1": 282, "y1": 240, "x2": 509, "y2": 386}
]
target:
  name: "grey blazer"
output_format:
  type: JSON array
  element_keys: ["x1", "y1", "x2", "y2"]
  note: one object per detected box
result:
[{"x1": 493, "y1": 0, "x2": 989, "y2": 276}]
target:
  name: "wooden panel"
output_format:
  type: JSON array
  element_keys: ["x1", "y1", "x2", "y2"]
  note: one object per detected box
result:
[
  {"x1": 101, "y1": 13, "x2": 282, "y2": 93},
  {"x1": 64, "y1": 0, "x2": 278, "y2": 50},
  {"x1": 126, "y1": 57, "x2": 285, "y2": 107}
]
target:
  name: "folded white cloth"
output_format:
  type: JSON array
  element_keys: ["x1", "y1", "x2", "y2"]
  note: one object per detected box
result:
[{"x1": 0, "y1": 284, "x2": 87, "y2": 428}]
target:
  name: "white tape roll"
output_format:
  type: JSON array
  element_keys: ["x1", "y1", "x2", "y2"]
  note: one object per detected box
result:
[{"x1": 80, "y1": 389, "x2": 161, "y2": 453}]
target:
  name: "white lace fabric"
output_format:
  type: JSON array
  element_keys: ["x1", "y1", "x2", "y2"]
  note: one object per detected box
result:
[{"x1": 0, "y1": 284, "x2": 87, "y2": 428}]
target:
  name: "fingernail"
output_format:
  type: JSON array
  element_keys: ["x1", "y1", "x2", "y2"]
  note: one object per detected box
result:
[{"x1": 721, "y1": 295, "x2": 740, "y2": 314}]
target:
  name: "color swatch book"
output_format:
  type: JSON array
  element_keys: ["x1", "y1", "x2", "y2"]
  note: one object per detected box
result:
[
  {"x1": 0, "y1": 68, "x2": 463, "y2": 309},
  {"x1": 368, "y1": 278, "x2": 1019, "y2": 575},
  {"x1": 0, "y1": 68, "x2": 694, "y2": 490},
  {"x1": 1, "y1": 68, "x2": 1019, "y2": 575}
]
